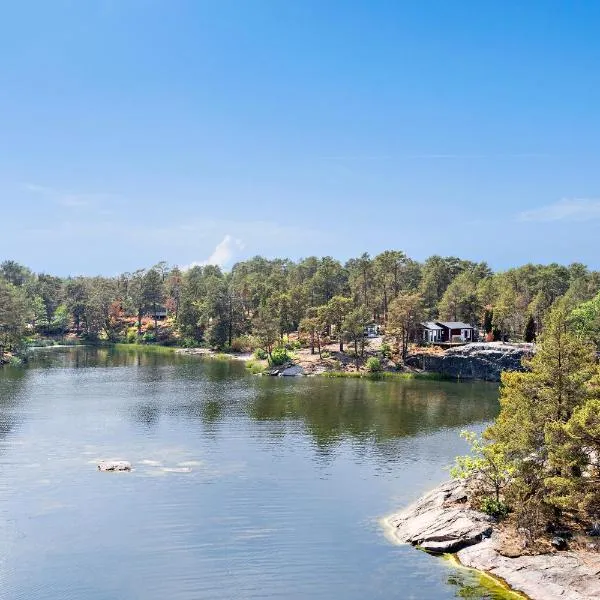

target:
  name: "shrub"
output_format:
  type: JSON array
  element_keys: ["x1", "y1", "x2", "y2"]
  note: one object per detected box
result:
[
  {"x1": 142, "y1": 332, "x2": 156, "y2": 343},
  {"x1": 321, "y1": 350, "x2": 331, "y2": 359},
  {"x1": 479, "y1": 496, "x2": 510, "y2": 519},
  {"x1": 126, "y1": 328, "x2": 138, "y2": 344},
  {"x1": 269, "y1": 346, "x2": 290, "y2": 366},
  {"x1": 253, "y1": 348, "x2": 268, "y2": 360},
  {"x1": 365, "y1": 357, "x2": 382, "y2": 372},
  {"x1": 381, "y1": 342, "x2": 392, "y2": 359},
  {"x1": 230, "y1": 335, "x2": 255, "y2": 353}
]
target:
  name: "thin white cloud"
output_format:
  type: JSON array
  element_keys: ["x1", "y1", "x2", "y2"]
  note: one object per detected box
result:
[
  {"x1": 518, "y1": 198, "x2": 600, "y2": 222},
  {"x1": 182, "y1": 235, "x2": 245, "y2": 270}
]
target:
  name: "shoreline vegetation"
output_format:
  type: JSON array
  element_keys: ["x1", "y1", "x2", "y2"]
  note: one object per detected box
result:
[{"x1": 386, "y1": 302, "x2": 600, "y2": 600}]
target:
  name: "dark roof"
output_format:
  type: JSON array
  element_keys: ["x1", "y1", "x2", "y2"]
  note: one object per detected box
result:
[
  {"x1": 421, "y1": 321, "x2": 444, "y2": 330},
  {"x1": 436, "y1": 321, "x2": 474, "y2": 329}
]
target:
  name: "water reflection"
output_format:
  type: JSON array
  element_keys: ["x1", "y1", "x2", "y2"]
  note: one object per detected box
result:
[{"x1": 0, "y1": 346, "x2": 504, "y2": 600}]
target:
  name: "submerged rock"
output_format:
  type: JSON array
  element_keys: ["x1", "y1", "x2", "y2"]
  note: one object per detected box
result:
[
  {"x1": 407, "y1": 342, "x2": 533, "y2": 382},
  {"x1": 98, "y1": 460, "x2": 132, "y2": 472}
]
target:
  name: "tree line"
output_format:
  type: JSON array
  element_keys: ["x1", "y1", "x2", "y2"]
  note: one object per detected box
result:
[{"x1": 1, "y1": 252, "x2": 600, "y2": 357}]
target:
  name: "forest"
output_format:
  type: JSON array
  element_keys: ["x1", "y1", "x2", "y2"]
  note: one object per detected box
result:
[{"x1": 1, "y1": 252, "x2": 600, "y2": 359}]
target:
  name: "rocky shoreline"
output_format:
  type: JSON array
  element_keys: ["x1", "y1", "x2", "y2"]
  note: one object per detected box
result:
[
  {"x1": 177, "y1": 342, "x2": 532, "y2": 382},
  {"x1": 406, "y1": 342, "x2": 534, "y2": 382},
  {"x1": 384, "y1": 480, "x2": 600, "y2": 600}
]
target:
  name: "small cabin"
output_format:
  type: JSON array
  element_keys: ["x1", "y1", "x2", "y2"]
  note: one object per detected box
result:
[
  {"x1": 419, "y1": 322, "x2": 444, "y2": 343},
  {"x1": 436, "y1": 321, "x2": 476, "y2": 343},
  {"x1": 364, "y1": 323, "x2": 381, "y2": 338},
  {"x1": 149, "y1": 307, "x2": 168, "y2": 320}
]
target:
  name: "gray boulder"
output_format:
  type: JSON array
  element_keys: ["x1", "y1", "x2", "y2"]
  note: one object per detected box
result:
[
  {"x1": 279, "y1": 365, "x2": 305, "y2": 377},
  {"x1": 386, "y1": 479, "x2": 493, "y2": 552}
]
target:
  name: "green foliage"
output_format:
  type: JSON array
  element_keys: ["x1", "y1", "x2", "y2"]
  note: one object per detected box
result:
[
  {"x1": 269, "y1": 346, "x2": 290, "y2": 366},
  {"x1": 451, "y1": 431, "x2": 514, "y2": 503},
  {"x1": 365, "y1": 356, "x2": 382, "y2": 372},
  {"x1": 479, "y1": 497, "x2": 510, "y2": 519},
  {"x1": 571, "y1": 291, "x2": 600, "y2": 349},
  {"x1": 245, "y1": 359, "x2": 266, "y2": 374},
  {"x1": 126, "y1": 327, "x2": 138, "y2": 343},
  {"x1": 51, "y1": 304, "x2": 70, "y2": 333},
  {"x1": 387, "y1": 292, "x2": 424, "y2": 360},
  {"x1": 380, "y1": 342, "x2": 392, "y2": 358},
  {"x1": 253, "y1": 348, "x2": 268, "y2": 360},
  {"x1": 476, "y1": 300, "x2": 600, "y2": 537}
]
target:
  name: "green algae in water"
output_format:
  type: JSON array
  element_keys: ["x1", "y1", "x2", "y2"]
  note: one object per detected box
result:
[{"x1": 444, "y1": 555, "x2": 528, "y2": 599}]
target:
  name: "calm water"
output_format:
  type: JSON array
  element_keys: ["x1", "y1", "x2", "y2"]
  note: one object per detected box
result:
[{"x1": 0, "y1": 347, "x2": 506, "y2": 600}]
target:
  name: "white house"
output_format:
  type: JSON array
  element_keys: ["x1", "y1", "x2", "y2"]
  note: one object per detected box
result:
[{"x1": 420, "y1": 322, "x2": 444, "y2": 343}]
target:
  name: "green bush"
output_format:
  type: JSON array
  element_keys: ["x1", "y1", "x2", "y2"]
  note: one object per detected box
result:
[
  {"x1": 142, "y1": 332, "x2": 156, "y2": 343},
  {"x1": 381, "y1": 342, "x2": 392, "y2": 359},
  {"x1": 321, "y1": 350, "x2": 331, "y2": 359},
  {"x1": 269, "y1": 346, "x2": 290, "y2": 366},
  {"x1": 365, "y1": 357, "x2": 382, "y2": 372},
  {"x1": 479, "y1": 497, "x2": 510, "y2": 519},
  {"x1": 126, "y1": 327, "x2": 138, "y2": 344},
  {"x1": 180, "y1": 337, "x2": 200, "y2": 348},
  {"x1": 253, "y1": 348, "x2": 268, "y2": 360}
]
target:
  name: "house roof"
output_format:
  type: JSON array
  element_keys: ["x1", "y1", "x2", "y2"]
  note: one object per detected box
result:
[
  {"x1": 421, "y1": 321, "x2": 444, "y2": 330},
  {"x1": 436, "y1": 321, "x2": 474, "y2": 329}
]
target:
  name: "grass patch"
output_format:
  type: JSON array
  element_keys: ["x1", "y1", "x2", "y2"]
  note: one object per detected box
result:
[{"x1": 245, "y1": 359, "x2": 266, "y2": 374}]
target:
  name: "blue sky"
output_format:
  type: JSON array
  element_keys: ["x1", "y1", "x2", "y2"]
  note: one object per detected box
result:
[{"x1": 2, "y1": 1, "x2": 600, "y2": 275}]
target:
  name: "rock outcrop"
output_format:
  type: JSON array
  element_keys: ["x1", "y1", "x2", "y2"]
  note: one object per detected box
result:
[
  {"x1": 459, "y1": 536, "x2": 600, "y2": 600},
  {"x1": 386, "y1": 479, "x2": 494, "y2": 552},
  {"x1": 407, "y1": 342, "x2": 533, "y2": 382},
  {"x1": 98, "y1": 460, "x2": 132, "y2": 472},
  {"x1": 385, "y1": 480, "x2": 600, "y2": 600},
  {"x1": 264, "y1": 363, "x2": 305, "y2": 376}
]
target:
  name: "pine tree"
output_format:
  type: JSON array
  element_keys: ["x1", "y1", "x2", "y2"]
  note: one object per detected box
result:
[
  {"x1": 484, "y1": 299, "x2": 599, "y2": 530},
  {"x1": 524, "y1": 314, "x2": 536, "y2": 342}
]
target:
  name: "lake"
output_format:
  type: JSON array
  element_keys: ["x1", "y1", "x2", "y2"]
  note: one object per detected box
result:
[{"x1": 0, "y1": 346, "x2": 507, "y2": 599}]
